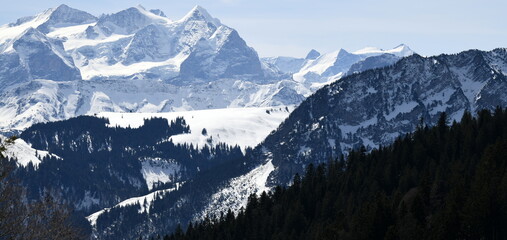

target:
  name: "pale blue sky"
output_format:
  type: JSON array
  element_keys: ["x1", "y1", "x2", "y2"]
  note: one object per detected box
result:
[{"x1": 0, "y1": 0, "x2": 505, "y2": 57}]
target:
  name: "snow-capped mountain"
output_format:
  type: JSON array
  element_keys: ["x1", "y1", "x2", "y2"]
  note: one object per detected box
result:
[
  {"x1": 263, "y1": 44, "x2": 415, "y2": 90},
  {"x1": 74, "y1": 5, "x2": 264, "y2": 82},
  {"x1": 0, "y1": 5, "x2": 308, "y2": 130}
]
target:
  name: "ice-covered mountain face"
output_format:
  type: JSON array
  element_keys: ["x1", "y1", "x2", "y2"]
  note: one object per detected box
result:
[
  {"x1": 0, "y1": 6, "x2": 84, "y2": 89},
  {"x1": 70, "y1": 5, "x2": 265, "y2": 82},
  {"x1": 0, "y1": 5, "x2": 416, "y2": 132},
  {"x1": 178, "y1": 29, "x2": 264, "y2": 82},
  {"x1": 89, "y1": 6, "x2": 168, "y2": 37},
  {"x1": 253, "y1": 48, "x2": 507, "y2": 186},
  {"x1": 262, "y1": 44, "x2": 415, "y2": 90},
  {"x1": 0, "y1": 4, "x2": 268, "y2": 82},
  {"x1": 12, "y1": 28, "x2": 82, "y2": 81}
]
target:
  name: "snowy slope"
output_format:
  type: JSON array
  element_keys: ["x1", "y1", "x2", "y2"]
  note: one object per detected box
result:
[
  {"x1": 87, "y1": 184, "x2": 181, "y2": 226},
  {"x1": 98, "y1": 106, "x2": 294, "y2": 150},
  {"x1": 196, "y1": 154, "x2": 274, "y2": 220},
  {"x1": 1, "y1": 136, "x2": 60, "y2": 167}
]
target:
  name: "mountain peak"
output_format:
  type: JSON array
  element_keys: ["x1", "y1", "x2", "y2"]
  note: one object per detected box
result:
[
  {"x1": 391, "y1": 44, "x2": 414, "y2": 57},
  {"x1": 54, "y1": 4, "x2": 70, "y2": 11},
  {"x1": 305, "y1": 49, "x2": 321, "y2": 60},
  {"x1": 114, "y1": 5, "x2": 169, "y2": 21},
  {"x1": 180, "y1": 5, "x2": 221, "y2": 26},
  {"x1": 93, "y1": 5, "x2": 170, "y2": 36},
  {"x1": 35, "y1": 4, "x2": 97, "y2": 33},
  {"x1": 7, "y1": 4, "x2": 96, "y2": 30},
  {"x1": 48, "y1": 4, "x2": 96, "y2": 20},
  {"x1": 337, "y1": 48, "x2": 352, "y2": 56}
]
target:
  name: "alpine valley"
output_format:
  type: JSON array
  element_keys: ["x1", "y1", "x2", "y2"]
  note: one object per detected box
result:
[{"x1": 0, "y1": 4, "x2": 506, "y2": 240}]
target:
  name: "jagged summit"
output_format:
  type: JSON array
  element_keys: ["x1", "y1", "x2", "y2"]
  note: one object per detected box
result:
[
  {"x1": 305, "y1": 49, "x2": 320, "y2": 60},
  {"x1": 36, "y1": 4, "x2": 97, "y2": 33},
  {"x1": 179, "y1": 5, "x2": 221, "y2": 26},
  {"x1": 91, "y1": 5, "x2": 170, "y2": 36},
  {"x1": 336, "y1": 48, "x2": 352, "y2": 57},
  {"x1": 1, "y1": 4, "x2": 96, "y2": 45}
]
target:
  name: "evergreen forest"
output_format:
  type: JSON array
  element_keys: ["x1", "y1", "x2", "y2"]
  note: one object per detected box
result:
[{"x1": 163, "y1": 108, "x2": 507, "y2": 240}]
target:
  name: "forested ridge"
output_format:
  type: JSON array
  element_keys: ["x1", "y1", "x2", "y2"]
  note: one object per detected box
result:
[{"x1": 163, "y1": 108, "x2": 507, "y2": 240}]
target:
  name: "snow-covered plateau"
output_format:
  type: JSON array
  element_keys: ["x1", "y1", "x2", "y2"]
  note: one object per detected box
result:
[{"x1": 98, "y1": 106, "x2": 294, "y2": 151}]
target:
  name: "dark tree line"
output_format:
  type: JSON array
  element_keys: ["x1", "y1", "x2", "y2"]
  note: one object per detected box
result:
[{"x1": 162, "y1": 107, "x2": 507, "y2": 240}]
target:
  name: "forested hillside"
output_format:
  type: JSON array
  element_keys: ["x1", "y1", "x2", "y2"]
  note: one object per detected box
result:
[
  {"x1": 15, "y1": 116, "x2": 243, "y2": 214},
  {"x1": 164, "y1": 108, "x2": 507, "y2": 240}
]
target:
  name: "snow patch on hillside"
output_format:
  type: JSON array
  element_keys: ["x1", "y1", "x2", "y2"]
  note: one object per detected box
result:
[
  {"x1": 140, "y1": 158, "x2": 181, "y2": 190},
  {"x1": 86, "y1": 184, "x2": 181, "y2": 226},
  {"x1": 384, "y1": 101, "x2": 419, "y2": 121}
]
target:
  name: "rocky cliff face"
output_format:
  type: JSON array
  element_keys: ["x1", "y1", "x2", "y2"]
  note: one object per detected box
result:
[{"x1": 13, "y1": 28, "x2": 82, "y2": 81}]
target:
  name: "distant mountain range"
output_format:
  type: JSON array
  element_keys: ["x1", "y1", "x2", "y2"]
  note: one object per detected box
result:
[
  {"x1": 0, "y1": 4, "x2": 413, "y2": 130},
  {"x1": 263, "y1": 44, "x2": 414, "y2": 90}
]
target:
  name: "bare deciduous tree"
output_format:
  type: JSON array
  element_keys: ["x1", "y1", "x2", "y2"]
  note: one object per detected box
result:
[{"x1": 0, "y1": 137, "x2": 86, "y2": 240}]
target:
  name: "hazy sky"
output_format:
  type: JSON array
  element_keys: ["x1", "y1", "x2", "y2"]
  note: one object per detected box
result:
[{"x1": 0, "y1": 0, "x2": 505, "y2": 57}]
